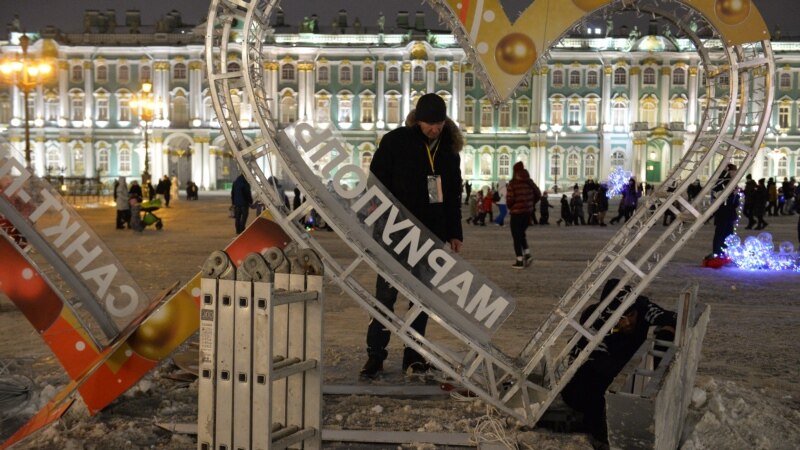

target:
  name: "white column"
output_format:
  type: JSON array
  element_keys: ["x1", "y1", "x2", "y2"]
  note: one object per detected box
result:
[
  {"x1": 83, "y1": 136, "x2": 95, "y2": 177},
  {"x1": 531, "y1": 69, "x2": 541, "y2": 126},
  {"x1": 189, "y1": 61, "x2": 203, "y2": 122},
  {"x1": 539, "y1": 68, "x2": 549, "y2": 126},
  {"x1": 451, "y1": 63, "x2": 460, "y2": 123},
  {"x1": 60, "y1": 138, "x2": 70, "y2": 173},
  {"x1": 629, "y1": 66, "x2": 639, "y2": 126},
  {"x1": 660, "y1": 66, "x2": 671, "y2": 126},
  {"x1": 35, "y1": 85, "x2": 45, "y2": 121},
  {"x1": 269, "y1": 62, "x2": 279, "y2": 119},
  {"x1": 602, "y1": 66, "x2": 612, "y2": 127},
  {"x1": 376, "y1": 62, "x2": 385, "y2": 128},
  {"x1": 58, "y1": 61, "x2": 69, "y2": 122},
  {"x1": 209, "y1": 148, "x2": 218, "y2": 190},
  {"x1": 34, "y1": 136, "x2": 46, "y2": 175},
  {"x1": 402, "y1": 62, "x2": 411, "y2": 118},
  {"x1": 426, "y1": 62, "x2": 435, "y2": 93},
  {"x1": 297, "y1": 62, "x2": 307, "y2": 122},
  {"x1": 84, "y1": 61, "x2": 93, "y2": 123},
  {"x1": 307, "y1": 62, "x2": 315, "y2": 121},
  {"x1": 191, "y1": 136, "x2": 203, "y2": 186},
  {"x1": 152, "y1": 134, "x2": 164, "y2": 181},
  {"x1": 11, "y1": 85, "x2": 22, "y2": 121},
  {"x1": 688, "y1": 66, "x2": 699, "y2": 130}
]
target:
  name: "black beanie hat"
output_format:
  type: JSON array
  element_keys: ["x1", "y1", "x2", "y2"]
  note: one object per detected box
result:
[{"x1": 415, "y1": 93, "x2": 447, "y2": 123}]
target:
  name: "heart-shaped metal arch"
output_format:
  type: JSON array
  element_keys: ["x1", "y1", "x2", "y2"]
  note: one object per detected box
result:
[{"x1": 205, "y1": 0, "x2": 773, "y2": 427}]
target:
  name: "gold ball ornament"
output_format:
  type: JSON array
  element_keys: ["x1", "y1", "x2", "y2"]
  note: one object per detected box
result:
[
  {"x1": 572, "y1": 0, "x2": 610, "y2": 12},
  {"x1": 715, "y1": 0, "x2": 751, "y2": 26},
  {"x1": 494, "y1": 33, "x2": 537, "y2": 75},
  {"x1": 128, "y1": 298, "x2": 197, "y2": 360}
]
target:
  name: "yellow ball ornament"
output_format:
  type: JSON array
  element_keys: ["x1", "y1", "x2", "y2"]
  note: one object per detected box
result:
[
  {"x1": 494, "y1": 33, "x2": 537, "y2": 75},
  {"x1": 715, "y1": 0, "x2": 751, "y2": 26},
  {"x1": 128, "y1": 297, "x2": 197, "y2": 361}
]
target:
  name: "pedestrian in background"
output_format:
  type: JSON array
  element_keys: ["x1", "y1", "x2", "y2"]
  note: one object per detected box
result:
[
  {"x1": 231, "y1": 173, "x2": 253, "y2": 234},
  {"x1": 114, "y1": 176, "x2": 130, "y2": 229},
  {"x1": 493, "y1": 181, "x2": 508, "y2": 226},
  {"x1": 539, "y1": 192, "x2": 552, "y2": 225},
  {"x1": 505, "y1": 162, "x2": 538, "y2": 268}
]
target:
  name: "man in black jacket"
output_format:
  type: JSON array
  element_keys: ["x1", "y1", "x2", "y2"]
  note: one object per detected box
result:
[
  {"x1": 231, "y1": 174, "x2": 253, "y2": 234},
  {"x1": 360, "y1": 93, "x2": 463, "y2": 379},
  {"x1": 561, "y1": 278, "x2": 677, "y2": 447}
]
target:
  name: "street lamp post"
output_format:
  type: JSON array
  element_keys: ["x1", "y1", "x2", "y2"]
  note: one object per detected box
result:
[
  {"x1": 131, "y1": 81, "x2": 155, "y2": 199},
  {"x1": 546, "y1": 123, "x2": 566, "y2": 193},
  {"x1": 0, "y1": 34, "x2": 54, "y2": 172}
]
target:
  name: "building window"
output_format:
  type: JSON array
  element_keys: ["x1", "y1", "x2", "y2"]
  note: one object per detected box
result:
[
  {"x1": 498, "y1": 153, "x2": 510, "y2": 178},
  {"x1": 96, "y1": 65, "x2": 108, "y2": 83},
  {"x1": 338, "y1": 98, "x2": 352, "y2": 123},
  {"x1": 552, "y1": 69, "x2": 564, "y2": 86},
  {"x1": 97, "y1": 147, "x2": 109, "y2": 172},
  {"x1": 673, "y1": 67, "x2": 686, "y2": 86},
  {"x1": 613, "y1": 67, "x2": 627, "y2": 85},
  {"x1": 550, "y1": 153, "x2": 561, "y2": 177},
  {"x1": 779, "y1": 105, "x2": 790, "y2": 129},
  {"x1": 585, "y1": 102, "x2": 598, "y2": 128},
  {"x1": 612, "y1": 100, "x2": 627, "y2": 128},
  {"x1": 387, "y1": 97, "x2": 400, "y2": 124},
  {"x1": 0, "y1": 95, "x2": 11, "y2": 123},
  {"x1": 119, "y1": 98, "x2": 131, "y2": 122},
  {"x1": 463, "y1": 152, "x2": 474, "y2": 176},
  {"x1": 315, "y1": 97, "x2": 330, "y2": 123},
  {"x1": 480, "y1": 152, "x2": 492, "y2": 176},
  {"x1": 171, "y1": 96, "x2": 189, "y2": 127},
  {"x1": 569, "y1": 70, "x2": 580, "y2": 86},
  {"x1": 71, "y1": 65, "x2": 83, "y2": 82},
  {"x1": 464, "y1": 72, "x2": 475, "y2": 89},
  {"x1": 119, "y1": 147, "x2": 131, "y2": 173},
  {"x1": 46, "y1": 148, "x2": 61, "y2": 172},
  {"x1": 362, "y1": 66, "x2": 374, "y2": 83},
  {"x1": 360, "y1": 97, "x2": 374, "y2": 124},
  {"x1": 611, "y1": 150, "x2": 625, "y2": 167},
  {"x1": 360, "y1": 151, "x2": 372, "y2": 172},
  {"x1": 517, "y1": 104, "x2": 529, "y2": 131},
  {"x1": 551, "y1": 102, "x2": 564, "y2": 126},
  {"x1": 641, "y1": 102, "x2": 657, "y2": 128},
  {"x1": 339, "y1": 66, "x2": 352, "y2": 83},
  {"x1": 464, "y1": 103, "x2": 474, "y2": 129},
  {"x1": 586, "y1": 70, "x2": 598, "y2": 87},
  {"x1": 568, "y1": 103, "x2": 580, "y2": 126},
  {"x1": 480, "y1": 104, "x2": 493, "y2": 129},
  {"x1": 140, "y1": 65, "x2": 151, "y2": 82},
  {"x1": 280, "y1": 95, "x2": 297, "y2": 124},
  {"x1": 387, "y1": 67, "x2": 400, "y2": 84},
  {"x1": 46, "y1": 98, "x2": 59, "y2": 122},
  {"x1": 118, "y1": 65, "x2": 130, "y2": 83},
  {"x1": 670, "y1": 100, "x2": 686, "y2": 124},
  {"x1": 437, "y1": 67, "x2": 449, "y2": 83},
  {"x1": 281, "y1": 63, "x2": 295, "y2": 81},
  {"x1": 413, "y1": 66, "x2": 424, "y2": 83},
  {"x1": 71, "y1": 97, "x2": 84, "y2": 121},
  {"x1": 499, "y1": 103, "x2": 511, "y2": 128},
  {"x1": 584, "y1": 154, "x2": 596, "y2": 178},
  {"x1": 73, "y1": 147, "x2": 84, "y2": 175},
  {"x1": 778, "y1": 155, "x2": 788, "y2": 177},
  {"x1": 718, "y1": 71, "x2": 729, "y2": 86},
  {"x1": 779, "y1": 72, "x2": 791, "y2": 89},
  {"x1": 643, "y1": 67, "x2": 656, "y2": 86},
  {"x1": 317, "y1": 66, "x2": 329, "y2": 83},
  {"x1": 567, "y1": 154, "x2": 579, "y2": 178},
  {"x1": 96, "y1": 98, "x2": 109, "y2": 121},
  {"x1": 173, "y1": 63, "x2": 187, "y2": 81}
]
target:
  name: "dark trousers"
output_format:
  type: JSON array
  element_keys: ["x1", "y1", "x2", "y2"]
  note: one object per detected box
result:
[
  {"x1": 164, "y1": 193, "x2": 171, "y2": 207},
  {"x1": 116, "y1": 209, "x2": 130, "y2": 229},
  {"x1": 713, "y1": 221, "x2": 735, "y2": 255},
  {"x1": 510, "y1": 213, "x2": 529, "y2": 257},
  {"x1": 233, "y1": 205, "x2": 249, "y2": 234},
  {"x1": 366, "y1": 275, "x2": 428, "y2": 365},
  {"x1": 561, "y1": 366, "x2": 610, "y2": 443}
]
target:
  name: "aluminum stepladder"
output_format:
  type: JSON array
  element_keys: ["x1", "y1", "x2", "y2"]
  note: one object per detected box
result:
[
  {"x1": 198, "y1": 247, "x2": 324, "y2": 450},
  {"x1": 206, "y1": 0, "x2": 774, "y2": 428}
]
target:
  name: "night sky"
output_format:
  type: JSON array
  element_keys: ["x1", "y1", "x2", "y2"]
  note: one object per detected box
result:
[{"x1": 0, "y1": 0, "x2": 796, "y2": 37}]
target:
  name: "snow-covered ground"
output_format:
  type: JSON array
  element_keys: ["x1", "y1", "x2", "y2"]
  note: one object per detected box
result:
[{"x1": 1, "y1": 194, "x2": 799, "y2": 449}]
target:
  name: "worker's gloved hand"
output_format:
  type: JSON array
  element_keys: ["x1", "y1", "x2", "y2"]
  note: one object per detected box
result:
[{"x1": 654, "y1": 326, "x2": 675, "y2": 342}]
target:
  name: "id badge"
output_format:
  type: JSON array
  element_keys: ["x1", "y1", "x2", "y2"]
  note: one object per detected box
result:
[{"x1": 427, "y1": 175, "x2": 443, "y2": 204}]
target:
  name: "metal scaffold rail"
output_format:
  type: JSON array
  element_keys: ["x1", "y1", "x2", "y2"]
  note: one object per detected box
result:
[{"x1": 205, "y1": 0, "x2": 773, "y2": 426}]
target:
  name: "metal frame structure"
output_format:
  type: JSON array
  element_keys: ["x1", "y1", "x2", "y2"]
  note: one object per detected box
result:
[{"x1": 205, "y1": 0, "x2": 773, "y2": 426}]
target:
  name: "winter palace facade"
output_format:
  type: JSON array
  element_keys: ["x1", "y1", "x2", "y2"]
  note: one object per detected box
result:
[{"x1": 1, "y1": 10, "x2": 799, "y2": 192}]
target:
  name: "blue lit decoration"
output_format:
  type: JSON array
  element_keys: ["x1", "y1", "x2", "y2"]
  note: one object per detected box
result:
[
  {"x1": 721, "y1": 191, "x2": 800, "y2": 271},
  {"x1": 606, "y1": 166, "x2": 632, "y2": 198}
]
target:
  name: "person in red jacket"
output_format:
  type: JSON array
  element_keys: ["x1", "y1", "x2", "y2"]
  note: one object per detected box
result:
[{"x1": 505, "y1": 162, "x2": 541, "y2": 268}]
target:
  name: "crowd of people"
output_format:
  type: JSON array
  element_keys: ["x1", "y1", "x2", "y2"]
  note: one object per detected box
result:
[{"x1": 114, "y1": 173, "x2": 192, "y2": 232}]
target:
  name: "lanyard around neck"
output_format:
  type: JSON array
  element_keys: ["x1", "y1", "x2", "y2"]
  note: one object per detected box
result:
[{"x1": 425, "y1": 139, "x2": 441, "y2": 173}]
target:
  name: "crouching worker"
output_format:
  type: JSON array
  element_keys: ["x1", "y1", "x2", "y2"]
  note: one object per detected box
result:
[{"x1": 561, "y1": 278, "x2": 676, "y2": 449}]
